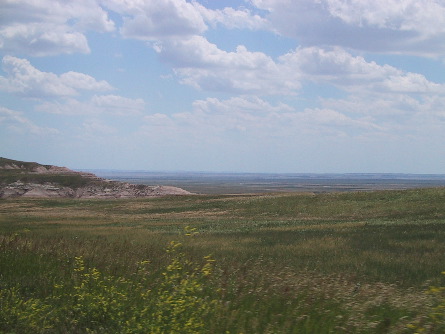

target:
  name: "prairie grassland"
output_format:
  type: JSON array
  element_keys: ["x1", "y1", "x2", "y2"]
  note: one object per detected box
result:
[{"x1": 1, "y1": 188, "x2": 445, "y2": 333}]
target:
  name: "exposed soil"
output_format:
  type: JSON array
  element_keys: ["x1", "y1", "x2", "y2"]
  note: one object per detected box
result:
[{"x1": 0, "y1": 158, "x2": 192, "y2": 199}]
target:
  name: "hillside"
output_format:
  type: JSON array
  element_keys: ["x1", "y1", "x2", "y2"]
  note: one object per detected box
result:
[
  {"x1": 2, "y1": 187, "x2": 445, "y2": 332},
  {"x1": 0, "y1": 157, "x2": 192, "y2": 198}
]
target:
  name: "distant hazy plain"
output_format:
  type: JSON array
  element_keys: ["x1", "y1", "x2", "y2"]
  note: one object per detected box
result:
[{"x1": 88, "y1": 170, "x2": 445, "y2": 194}]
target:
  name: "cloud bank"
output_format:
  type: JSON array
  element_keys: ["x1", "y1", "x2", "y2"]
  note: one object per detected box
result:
[{"x1": 0, "y1": 0, "x2": 444, "y2": 172}]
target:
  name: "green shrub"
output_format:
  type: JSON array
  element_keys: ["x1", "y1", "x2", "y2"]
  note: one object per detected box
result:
[
  {"x1": 408, "y1": 272, "x2": 445, "y2": 333},
  {"x1": 0, "y1": 241, "x2": 217, "y2": 333}
]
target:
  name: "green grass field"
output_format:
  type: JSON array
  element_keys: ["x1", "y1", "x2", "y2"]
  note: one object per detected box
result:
[{"x1": 2, "y1": 188, "x2": 445, "y2": 333}]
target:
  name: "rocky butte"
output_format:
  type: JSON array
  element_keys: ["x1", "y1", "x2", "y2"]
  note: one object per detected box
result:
[{"x1": 0, "y1": 157, "x2": 192, "y2": 199}]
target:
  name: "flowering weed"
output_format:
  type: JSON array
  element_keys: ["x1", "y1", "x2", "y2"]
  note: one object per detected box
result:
[
  {"x1": 408, "y1": 272, "x2": 445, "y2": 333},
  {"x1": 0, "y1": 239, "x2": 217, "y2": 333}
]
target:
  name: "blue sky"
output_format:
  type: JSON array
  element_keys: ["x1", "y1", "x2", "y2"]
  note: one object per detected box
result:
[{"x1": 1, "y1": 0, "x2": 445, "y2": 173}]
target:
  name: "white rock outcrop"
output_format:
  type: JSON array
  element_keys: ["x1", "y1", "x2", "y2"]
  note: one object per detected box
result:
[{"x1": 0, "y1": 162, "x2": 192, "y2": 199}]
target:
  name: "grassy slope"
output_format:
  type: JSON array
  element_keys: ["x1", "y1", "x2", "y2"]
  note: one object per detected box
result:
[
  {"x1": 1, "y1": 188, "x2": 445, "y2": 332},
  {"x1": 0, "y1": 157, "x2": 49, "y2": 170},
  {"x1": 0, "y1": 157, "x2": 98, "y2": 188}
]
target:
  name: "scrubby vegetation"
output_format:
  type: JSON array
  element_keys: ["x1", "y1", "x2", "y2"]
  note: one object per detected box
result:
[
  {"x1": 0, "y1": 157, "x2": 96, "y2": 189},
  {"x1": 0, "y1": 171, "x2": 95, "y2": 189},
  {"x1": 1, "y1": 188, "x2": 445, "y2": 332},
  {"x1": 0, "y1": 157, "x2": 50, "y2": 171},
  {"x1": 1, "y1": 236, "x2": 217, "y2": 333}
]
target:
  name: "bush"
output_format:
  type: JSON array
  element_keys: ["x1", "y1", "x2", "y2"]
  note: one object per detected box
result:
[
  {"x1": 0, "y1": 241, "x2": 217, "y2": 333},
  {"x1": 408, "y1": 272, "x2": 445, "y2": 333}
]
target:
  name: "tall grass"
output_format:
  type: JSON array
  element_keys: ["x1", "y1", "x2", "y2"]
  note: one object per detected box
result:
[
  {"x1": 1, "y1": 188, "x2": 445, "y2": 332},
  {"x1": 0, "y1": 231, "x2": 436, "y2": 333},
  {"x1": 0, "y1": 234, "x2": 218, "y2": 333}
]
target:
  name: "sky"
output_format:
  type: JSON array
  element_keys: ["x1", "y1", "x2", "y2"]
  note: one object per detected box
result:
[{"x1": 1, "y1": 0, "x2": 445, "y2": 173}]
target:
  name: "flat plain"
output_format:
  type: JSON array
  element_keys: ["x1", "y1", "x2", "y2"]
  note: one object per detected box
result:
[{"x1": 2, "y1": 187, "x2": 445, "y2": 333}]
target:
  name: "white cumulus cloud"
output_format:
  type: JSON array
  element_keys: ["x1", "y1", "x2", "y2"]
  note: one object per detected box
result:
[
  {"x1": 280, "y1": 47, "x2": 445, "y2": 94},
  {"x1": 155, "y1": 39, "x2": 445, "y2": 96},
  {"x1": 155, "y1": 36, "x2": 301, "y2": 95},
  {"x1": 141, "y1": 96, "x2": 379, "y2": 142},
  {"x1": 251, "y1": 0, "x2": 445, "y2": 56},
  {"x1": 192, "y1": 2, "x2": 269, "y2": 30},
  {"x1": 105, "y1": 0, "x2": 207, "y2": 40},
  {"x1": 0, "y1": 0, "x2": 115, "y2": 56},
  {"x1": 0, "y1": 56, "x2": 113, "y2": 97}
]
